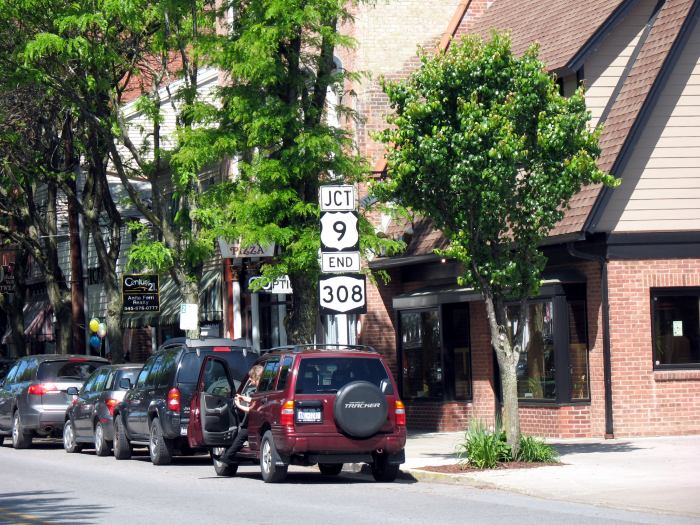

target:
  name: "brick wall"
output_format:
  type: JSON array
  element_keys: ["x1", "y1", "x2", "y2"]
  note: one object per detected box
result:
[{"x1": 607, "y1": 259, "x2": 700, "y2": 436}]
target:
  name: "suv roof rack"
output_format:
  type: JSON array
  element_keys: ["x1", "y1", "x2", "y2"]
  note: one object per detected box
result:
[{"x1": 270, "y1": 344, "x2": 378, "y2": 354}]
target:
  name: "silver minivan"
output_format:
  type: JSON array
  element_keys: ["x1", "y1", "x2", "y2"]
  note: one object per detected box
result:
[{"x1": 0, "y1": 354, "x2": 108, "y2": 448}]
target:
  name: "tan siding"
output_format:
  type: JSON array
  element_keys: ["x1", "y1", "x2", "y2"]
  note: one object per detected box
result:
[
  {"x1": 597, "y1": 17, "x2": 700, "y2": 233},
  {"x1": 584, "y1": 0, "x2": 657, "y2": 128}
]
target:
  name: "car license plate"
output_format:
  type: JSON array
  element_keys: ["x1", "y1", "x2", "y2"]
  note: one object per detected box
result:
[{"x1": 296, "y1": 408, "x2": 322, "y2": 423}]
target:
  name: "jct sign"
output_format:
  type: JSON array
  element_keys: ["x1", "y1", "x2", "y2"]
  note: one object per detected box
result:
[{"x1": 320, "y1": 185, "x2": 355, "y2": 212}]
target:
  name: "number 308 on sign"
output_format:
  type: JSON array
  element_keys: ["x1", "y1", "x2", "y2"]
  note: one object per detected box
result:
[{"x1": 318, "y1": 274, "x2": 367, "y2": 315}]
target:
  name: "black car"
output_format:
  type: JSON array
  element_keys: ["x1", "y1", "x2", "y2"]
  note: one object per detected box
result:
[
  {"x1": 63, "y1": 364, "x2": 142, "y2": 456},
  {"x1": 0, "y1": 355, "x2": 109, "y2": 448},
  {"x1": 112, "y1": 338, "x2": 257, "y2": 465}
]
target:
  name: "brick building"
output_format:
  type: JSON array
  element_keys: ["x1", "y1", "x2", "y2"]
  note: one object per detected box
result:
[{"x1": 357, "y1": 0, "x2": 700, "y2": 437}]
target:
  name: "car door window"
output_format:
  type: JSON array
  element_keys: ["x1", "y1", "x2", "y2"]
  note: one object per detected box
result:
[
  {"x1": 147, "y1": 355, "x2": 165, "y2": 388},
  {"x1": 93, "y1": 369, "x2": 110, "y2": 392},
  {"x1": 3, "y1": 363, "x2": 20, "y2": 386},
  {"x1": 277, "y1": 356, "x2": 293, "y2": 391},
  {"x1": 82, "y1": 371, "x2": 100, "y2": 394},
  {"x1": 13, "y1": 360, "x2": 31, "y2": 383},
  {"x1": 156, "y1": 350, "x2": 179, "y2": 389},
  {"x1": 202, "y1": 359, "x2": 233, "y2": 397},
  {"x1": 257, "y1": 358, "x2": 281, "y2": 393},
  {"x1": 135, "y1": 358, "x2": 156, "y2": 389}
]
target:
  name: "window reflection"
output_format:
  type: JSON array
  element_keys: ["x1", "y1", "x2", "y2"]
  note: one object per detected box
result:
[
  {"x1": 508, "y1": 302, "x2": 556, "y2": 400},
  {"x1": 400, "y1": 310, "x2": 442, "y2": 400}
]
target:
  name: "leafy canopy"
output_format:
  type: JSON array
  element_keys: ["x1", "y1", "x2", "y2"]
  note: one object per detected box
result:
[{"x1": 375, "y1": 33, "x2": 617, "y2": 299}]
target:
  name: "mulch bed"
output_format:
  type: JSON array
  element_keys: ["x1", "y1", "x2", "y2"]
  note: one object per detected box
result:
[{"x1": 417, "y1": 461, "x2": 561, "y2": 473}]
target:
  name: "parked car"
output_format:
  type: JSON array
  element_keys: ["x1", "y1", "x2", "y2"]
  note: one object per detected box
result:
[
  {"x1": 0, "y1": 358, "x2": 16, "y2": 382},
  {"x1": 189, "y1": 344, "x2": 407, "y2": 483},
  {"x1": 62, "y1": 364, "x2": 142, "y2": 456},
  {"x1": 0, "y1": 354, "x2": 109, "y2": 448},
  {"x1": 112, "y1": 338, "x2": 257, "y2": 465}
]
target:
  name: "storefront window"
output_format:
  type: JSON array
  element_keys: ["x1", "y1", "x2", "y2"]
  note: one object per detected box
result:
[
  {"x1": 652, "y1": 289, "x2": 700, "y2": 368},
  {"x1": 400, "y1": 310, "x2": 442, "y2": 400},
  {"x1": 568, "y1": 301, "x2": 589, "y2": 399},
  {"x1": 508, "y1": 302, "x2": 556, "y2": 400}
]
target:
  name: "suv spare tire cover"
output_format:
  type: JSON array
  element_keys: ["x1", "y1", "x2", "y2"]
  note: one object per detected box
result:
[{"x1": 334, "y1": 381, "x2": 388, "y2": 438}]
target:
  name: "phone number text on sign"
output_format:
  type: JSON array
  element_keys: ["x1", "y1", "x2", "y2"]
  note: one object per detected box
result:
[{"x1": 318, "y1": 274, "x2": 366, "y2": 315}]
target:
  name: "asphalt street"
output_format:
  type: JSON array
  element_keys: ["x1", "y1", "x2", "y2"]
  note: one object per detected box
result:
[{"x1": 0, "y1": 440, "x2": 696, "y2": 525}]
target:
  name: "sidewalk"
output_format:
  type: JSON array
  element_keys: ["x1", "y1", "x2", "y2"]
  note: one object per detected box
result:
[{"x1": 401, "y1": 431, "x2": 700, "y2": 519}]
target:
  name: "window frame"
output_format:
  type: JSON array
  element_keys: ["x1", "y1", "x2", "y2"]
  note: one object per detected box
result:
[
  {"x1": 650, "y1": 287, "x2": 700, "y2": 370},
  {"x1": 506, "y1": 291, "x2": 590, "y2": 405}
]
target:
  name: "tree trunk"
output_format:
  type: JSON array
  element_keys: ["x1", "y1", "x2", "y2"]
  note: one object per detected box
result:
[
  {"x1": 285, "y1": 272, "x2": 318, "y2": 344},
  {"x1": 104, "y1": 292, "x2": 123, "y2": 362},
  {"x1": 181, "y1": 278, "x2": 200, "y2": 339},
  {"x1": 483, "y1": 293, "x2": 522, "y2": 457}
]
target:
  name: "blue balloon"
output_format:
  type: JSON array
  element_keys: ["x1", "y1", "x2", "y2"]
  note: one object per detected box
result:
[{"x1": 89, "y1": 335, "x2": 101, "y2": 349}]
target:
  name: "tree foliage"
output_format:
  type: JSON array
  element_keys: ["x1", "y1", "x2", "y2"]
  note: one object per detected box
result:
[
  {"x1": 184, "y1": 0, "x2": 401, "y2": 343},
  {"x1": 375, "y1": 33, "x2": 618, "y2": 451}
]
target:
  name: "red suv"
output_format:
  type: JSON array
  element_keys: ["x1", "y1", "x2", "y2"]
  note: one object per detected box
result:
[{"x1": 187, "y1": 345, "x2": 406, "y2": 483}]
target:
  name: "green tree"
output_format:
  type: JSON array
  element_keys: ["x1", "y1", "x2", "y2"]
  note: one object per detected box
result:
[
  {"x1": 182, "y1": 0, "x2": 399, "y2": 344},
  {"x1": 375, "y1": 34, "x2": 617, "y2": 452}
]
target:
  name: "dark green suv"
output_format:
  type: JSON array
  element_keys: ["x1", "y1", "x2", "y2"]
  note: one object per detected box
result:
[{"x1": 112, "y1": 338, "x2": 257, "y2": 465}]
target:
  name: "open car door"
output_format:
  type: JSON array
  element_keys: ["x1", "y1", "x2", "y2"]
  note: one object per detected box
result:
[{"x1": 188, "y1": 356, "x2": 239, "y2": 448}]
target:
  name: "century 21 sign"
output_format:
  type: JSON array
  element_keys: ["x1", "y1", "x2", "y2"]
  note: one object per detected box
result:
[{"x1": 122, "y1": 274, "x2": 160, "y2": 313}]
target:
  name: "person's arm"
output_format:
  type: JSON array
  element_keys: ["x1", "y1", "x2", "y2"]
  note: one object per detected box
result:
[{"x1": 234, "y1": 393, "x2": 252, "y2": 412}]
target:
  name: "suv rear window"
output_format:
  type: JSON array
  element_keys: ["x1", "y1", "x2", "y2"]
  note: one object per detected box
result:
[
  {"x1": 295, "y1": 357, "x2": 391, "y2": 394},
  {"x1": 37, "y1": 360, "x2": 105, "y2": 381},
  {"x1": 177, "y1": 348, "x2": 256, "y2": 384}
]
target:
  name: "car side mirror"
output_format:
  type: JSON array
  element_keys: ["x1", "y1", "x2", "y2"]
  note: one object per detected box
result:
[
  {"x1": 66, "y1": 386, "x2": 79, "y2": 396},
  {"x1": 119, "y1": 378, "x2": 132, "y2": 390},
  {"x1": 379, "y1": 379, "x2": 393, "y2": 394}
]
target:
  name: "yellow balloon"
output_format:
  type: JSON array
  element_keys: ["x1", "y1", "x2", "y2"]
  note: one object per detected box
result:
[{"x1": 89, "y1": 319, "x2": 100, "y2": 333}]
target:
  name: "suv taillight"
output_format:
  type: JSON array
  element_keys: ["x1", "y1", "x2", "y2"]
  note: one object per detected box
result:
[
  {"x1": 28, "y1": 383, "x2": 58, "y2": 396},
  {"x1": 105, "y1": 398, "x2": 118, "y2": 416},
  {"x1": 280, "y1": 400, "x2": 295, "y2": 427},
  {"x1": 167, "y1": 388, "x2": 181, "y2": 412},
  {"x1": 395, "y1": 400, "x2": 406, "y2": 427}
]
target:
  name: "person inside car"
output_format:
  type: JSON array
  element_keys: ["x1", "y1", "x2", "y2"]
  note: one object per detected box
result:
[{"x1": 219, "y1": 364, "x2": 264, "y2": 466}]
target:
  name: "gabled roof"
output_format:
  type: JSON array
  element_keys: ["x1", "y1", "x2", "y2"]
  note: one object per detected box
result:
[
  {"x1": 378, "y1": 0, "x2": 699, "y2": 253},
  {"x1": 454, "y1": 0, "x2": 630, "y2": 72}
]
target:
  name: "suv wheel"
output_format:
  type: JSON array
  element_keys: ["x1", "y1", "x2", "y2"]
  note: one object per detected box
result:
[
  {"x1": 371, "y1": 452, "x2": 400, "y2": 482},
  {"x1": 63, "y1": 419, "x2": 82, "y2": 453},
  {"x1": 211, "y1": 448, "x2": 238, "y2": 477},
  {"x1": 318, "y1": 463, "x2": 343, "y2": 476},
  {"x1": 113, "y1": 416, "x2": 132, "y2": 460},
  {"x1": 260, "y1": 430, "x2": 288, "y2": 483},
  {"x1": 94, "y1": 422, "x2": 111, "y2": 457},
  {"x1": 12, "y1": 411, "x2": 32, "y2": 449},
  {"x1": 149, "y1": 417, "x2": 173, "y2": 465}
]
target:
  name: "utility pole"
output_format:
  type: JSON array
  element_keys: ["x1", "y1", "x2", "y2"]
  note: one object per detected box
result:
[{"x1": 64, "y1": 116, "x2": 86, "y2": 354}]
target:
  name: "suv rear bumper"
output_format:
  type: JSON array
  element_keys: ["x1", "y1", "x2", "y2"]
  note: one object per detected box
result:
[
  {"x1": 275, "y1": 429, "x2": 406, "y2": 459},
  {"x1": 22, "y1": 408, "x2": 66, "y2": 433}
]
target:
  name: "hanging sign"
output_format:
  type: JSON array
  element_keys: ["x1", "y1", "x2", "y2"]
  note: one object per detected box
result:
[
  {"x1": 122, "y1": 274, "x2": 159, "y2": 312},
  {"x1": 247, "y1": 275, "x2": 293, "y2": 295},
  {"x1": 0, "y1": 264, "x2": 15, "y2": 294},
  {"x1": 318, "y1": 274, "x2": 366, "y2": 315},
  {"x1": 218, "y1": 238, "x2": 275, "y2": 259}
]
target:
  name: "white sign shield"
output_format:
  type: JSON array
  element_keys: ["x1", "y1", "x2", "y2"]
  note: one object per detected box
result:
[
  {"x1": 180, "y1": 303, "x2": 199, "y2": 331},
  {"x1": 318, "y1": 274, "x2": 367, "y2": 315},
  {"x1": 319, "y1": 185, "x2": 355, "y2": 211},
  {"x1": 320, "y1": 212, "x2": 359, "y2": 251}
]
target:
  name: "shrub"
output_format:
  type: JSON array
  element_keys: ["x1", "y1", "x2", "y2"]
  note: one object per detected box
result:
[
  {"x1": 517, "y1": 435, "x2": 559, "y2": 463},
  {"x1": 456, "y1": 420, "x2": 512, "y2": 469}
]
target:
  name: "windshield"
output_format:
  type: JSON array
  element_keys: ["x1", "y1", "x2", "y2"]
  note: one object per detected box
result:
[
  {"x1": 37, "y1": 360, "x2": 105, "y2": 382},
  {"x1": 177, "y1": 348, "x2": 257, "y2": 384},
  {"x1": 295, "y1": 357, "x2": 392, "y2": 394}
]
